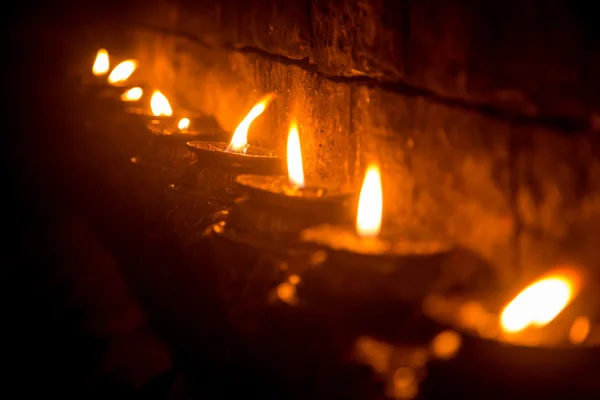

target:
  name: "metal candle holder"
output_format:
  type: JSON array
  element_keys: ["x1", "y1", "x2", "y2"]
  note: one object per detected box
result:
[{"x1": 417, "y1": 282, "x2": 600, "y2": 399}]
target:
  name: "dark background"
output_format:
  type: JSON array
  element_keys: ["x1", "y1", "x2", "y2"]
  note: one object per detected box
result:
[{"x1": 4, "y1": 3, "x2": 180, "y2": 398}]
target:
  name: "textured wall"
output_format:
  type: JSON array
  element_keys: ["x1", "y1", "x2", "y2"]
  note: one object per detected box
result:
[{"x1": 100, "y1": 0, "x2": 600, "y2": 282}]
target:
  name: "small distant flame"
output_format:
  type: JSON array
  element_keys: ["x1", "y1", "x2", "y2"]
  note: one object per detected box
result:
[
  {"x1": 107, "y1": 60, "x2": 137, "y2": 85},
  {"x1": 120, "y1": 87, "x2": 143, "y2": 102},
  {"x1": 287, "y1": 119, "x2": 305, "y2": 188},
  {"x1": 356, "y1": 164, "x2": 383, "y2": 238},
  {"x1": 92, "y1": 48, "x2": 109, "y2": 76},
  {"x1": 500, "y1": 269, "x2": 581, "y2": 333},
  {"x1": 178, "y1": 118, "x2": 190, "y2": 130},
  {"x1": 227, "y1": 93, "x2": 276, "y2": 152},
  {"x1": 150, "y1": 90, "x2": 173, "y2": 117}
]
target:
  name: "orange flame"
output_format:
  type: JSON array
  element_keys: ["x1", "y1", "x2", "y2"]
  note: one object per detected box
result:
[
  {"x1": 120, "y1": 87, "x2": 143, "y2": 102},
  {"x1": 107, "y1": 60, "x2": 137, "y2": 85},
  {"x1": 178, "y1": 118, "x2": 190, "y2": 130},
  {"x1": 227, "y1": 93, "x2": 276, "y2": 152},
  {"x1": 287, "y1": 119, "x2": 305, "y2": 187},
  {"x1": 500, "y1": 269, "x2": 581, "y2": 333},
  {"x1": 92, "y1": 48, "x2": 109, "y2": 76},
  {"x1": 356, "y1": 164, "x2": 383, "y2": 238},
  {"x1": 150, "y1": 90, "x2": 173, "y2": 117}
]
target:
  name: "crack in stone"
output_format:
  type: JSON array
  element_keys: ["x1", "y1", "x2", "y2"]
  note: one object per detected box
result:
[{"x1": 135, "y1": 23, "x2": 588, "y2": 135}]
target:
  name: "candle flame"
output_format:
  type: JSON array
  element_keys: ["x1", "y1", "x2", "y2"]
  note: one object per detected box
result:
[
  {"x1": 120, "y1": 87, "x2": 143, "y2": 102},
  {"x1": 356, "y1": 164, "x2": 383, "y2": 238},
  {"x1": 107, "y1": 60, "x2": 137, "y2": 85},
  {"x1": 150, "y1": 90, "x2": 173, "y2": 117},
  {"x1": 287, "y1": 119, "x2": 305, "y2": 188},
  {"x1": 178, "y1": 118, "x2": 190, "y2": 130},
  {"x1": 92, "y1": 48, "x2": 109, "y2": 76},
  {"x1": 227, "y1": 93, "x2": 276, "y2": 152},
  {"x1": 500, "y1": 269, "x2": 580, "y2": 333}
]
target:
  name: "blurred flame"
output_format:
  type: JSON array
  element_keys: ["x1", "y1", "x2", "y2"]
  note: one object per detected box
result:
[
  {"x1": 120, "y1": 87, "x2": 143, "y2": 102},
  {"x1": 178, "y1": 118, "x2": 190, "y2": 130},
  {"x1": 227, "y1": 93, "x2": 275, "y2": 152},
  {"x1": 107, "y1": 60, "x2": 137, "y2": 85},
  {"x1": 500, "y1": 270, "x2": 580, "y2": 333},
  {"x1": 150, "y1": 91, "x2": 173, "y2": 117},
  {"x1": 287, "y1": 119, "x2": 304, "y2": 188},
  {"x1": 92, "y1": 48, "x2": 109, "y2": 76},
  {"x1": 356, "y1": 164, "x2": 383, "y2": 238}
]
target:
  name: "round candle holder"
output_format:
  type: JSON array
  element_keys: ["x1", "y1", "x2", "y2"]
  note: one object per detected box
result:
[
  {"x1": 297, "y1": 224, "x2": 490, "y2": 310},
  {"x1": 230, "y1": 174, "x2": 354, "y2": 238},
  {"x1": 165, "y1": 141, "x2": 283, "y2": 240},
  {"x1": 416, "y1": 285, "x2": 600, "y2": 399}
]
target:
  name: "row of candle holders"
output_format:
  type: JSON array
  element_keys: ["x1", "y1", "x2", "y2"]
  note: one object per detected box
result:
[{"x1": 77, "y1": 48, "x2": 600, "y2": 399}]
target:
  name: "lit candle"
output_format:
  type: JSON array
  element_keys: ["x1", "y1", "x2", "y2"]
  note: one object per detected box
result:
[
  {"x1": 107, "y1": 60, "x2": 138, "y2": 86},
  {"x1": 92, "y1": 48, "x2": 110, "y2": 76},
  {"x1": 124, "y1": 89, "x2": 221, "y2": 137},
  {"x1": 80, "y1": 49, "x2": 140, "y2": 100},
  {"x1": 300, "y1": 163, "x2": 451, "y2": 256},
  {"x1": 130, "y1": 90, "x2": 225, "y2": 179},
  {"x1": 420, "y1": 267, "x2": 600, "y2": 399},
  {"x1": 181, "y1": 93, "x2": 281, "y2": 169},
  {"x1": 226, "y1": 93, "x2": 276, "y2": 153},
  {"x1": 166, "y1": 93, "x2": 283, "y2": 236},
  {"x1": 227, "y1": 118, "x2": 353, "y2": 238},
  {"x1": 121, "y1": 87, "x2": 144, "y2": 102}
]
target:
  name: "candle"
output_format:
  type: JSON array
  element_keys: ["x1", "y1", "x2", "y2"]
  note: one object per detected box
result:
[
  {"x1": 121, "y1": 87, "x2": 144, "y2": 102},
  {"x1": 166, "y1": 93, "x2": 283, "y2": 237},
  {"x1": 419, "y1": 267, "x2": 600, "y2": 398},
  {"x1": 124, "y1": 89, "x2": 222, "y2": 136},
  {"x1": 300, "y1": 163, "x2": 452, "y2": 258},
  {"x1": 79, "y1": 49, "x2": 140, "y2": 100},
  {"x1": 92, "y1": 48, "x2": 109, "y2": 76},
  {"x1": 223, "y1": 119, "x2": 353, "y2": 238},
  {"x1": 294, "y1": 163, "x2": 476, "y2": 350}
]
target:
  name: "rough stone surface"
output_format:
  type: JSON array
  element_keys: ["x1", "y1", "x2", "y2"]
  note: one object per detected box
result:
[
  {"x1": 311, "y1": 0, "x2": 405, "y2": 79},
  {"x1": 352, "y1": 87, "x2": 514, "y2": 279},
  {"x1": 168, "y1": 0, "x2": 600, "y2": 127},
  {"x1": 126, "y1": 0, "x2": 600, "y2": 279},
  {"x1": 515, "y1": 127, "x2": 600, "y2": 277}
]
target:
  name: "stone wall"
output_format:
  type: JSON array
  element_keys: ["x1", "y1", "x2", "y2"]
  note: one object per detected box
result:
[{"x1": 96, "y1": 0, "x2": 600, "y2": 282}]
